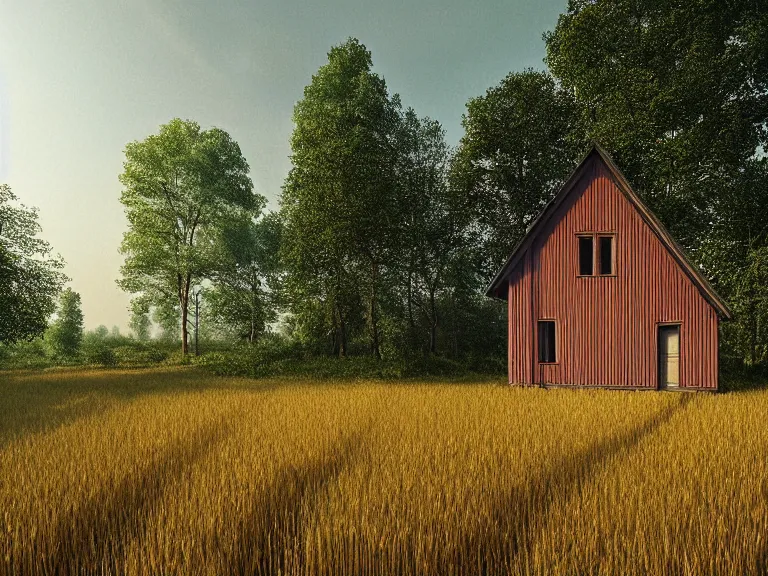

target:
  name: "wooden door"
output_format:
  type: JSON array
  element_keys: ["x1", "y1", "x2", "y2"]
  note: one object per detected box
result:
[{"x1": 658, "y1": 325, "x2": 680, "y2": 389}]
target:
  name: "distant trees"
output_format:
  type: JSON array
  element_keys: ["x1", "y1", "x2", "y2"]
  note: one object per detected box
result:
[
  {"x1": 0, "y1": 184, "x2": 67, "y2": 345},
  {"x1": 117, "y1": 119, "x2": 265, "y2": 354},
  {"x1": 47, "y1": 288, "x2": 84, "y2": 359},
  {"x1": 128, "y1": 301, "x2": 151, "y2": 341}
]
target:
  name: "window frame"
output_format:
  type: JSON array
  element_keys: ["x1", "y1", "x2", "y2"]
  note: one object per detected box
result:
[
  {"x1": 537, "y1": 319, "x2": 558, "y2": 365},
  {"x1": 576, "y1": 231, "x2": 617, "y2": 278}
]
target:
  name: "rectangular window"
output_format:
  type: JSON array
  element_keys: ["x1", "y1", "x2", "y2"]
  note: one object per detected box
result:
[
  {"x1": 538, "y1": 321, "x2": 556, "y2": 363},
  {"x1": 599, "y1": 236, "x2": 614, "y2": 275},
  {"x1": 579, "y1": 236, "x2": 593, "y2": 276}
]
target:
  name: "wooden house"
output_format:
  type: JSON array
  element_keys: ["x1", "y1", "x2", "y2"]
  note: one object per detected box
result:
[{"x1": 486, "y1": 144, "x2": 732, "y2": 390}]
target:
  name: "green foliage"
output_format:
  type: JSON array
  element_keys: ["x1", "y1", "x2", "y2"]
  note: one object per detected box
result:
[
  {"x1": 128, "y1": 301, "x2": 151, "y2": 341},
  {"x1": 195, "y1": 334, "x2": 502, "y2": 380},
  {"x1": 206, "y1": 211, "x2": 283, "y2": 342},
  {"x1": 281, "y1": 38, "x2": 402, "y2": 359},
  {"x1": 0, "y1": 185, "x2": 67, "y2": 344},
  {"x1": 394, "y1": 110, "x2": 474, "y2": 355},
  {"x1": 451, "y1": 69, "x2": 584, "y2": 282},
  {"x1": 117, "y1": 118, "x2": 264, "y2": 354},
  {"x1": 46, "y1": 288, "x2": 84, "y2": 360},
  {"x1": 0, "y1": 339, "x2": 51, "y2": 370},
  {"x1": 544, "y1": 0, "x2": 768, "y2": 366}
]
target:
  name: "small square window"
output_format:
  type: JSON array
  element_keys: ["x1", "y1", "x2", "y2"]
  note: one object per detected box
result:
[
  {"x1": 579, "y1": 237, "x2": 593, "y2": 276},
  {"x1": 599, "y1": 236, "x2": 614, "y2": 275},
  {"x1": 538, "y1": 321, "x2": 556, "y2": 363}
]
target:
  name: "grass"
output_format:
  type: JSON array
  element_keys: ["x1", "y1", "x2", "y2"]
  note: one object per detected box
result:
[{"x1": 0, "y1": 367, "x2": 766, "y2": 574}]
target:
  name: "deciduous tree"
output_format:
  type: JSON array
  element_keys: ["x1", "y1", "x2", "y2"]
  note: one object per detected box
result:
[
  {"x1": 451, "y1": 70, "x2": 583, "y2": 283},
  {"x1": 0, "y1": 184, "x2": 67, "y2": 345},
  {"x1": 207, "y1": 212, "x2": 283, "y2": 343},
  {"x1": 47, "y1": 288, "x2": 84, "y2": 359},
  {"x1": 281, "y1": 38, "x2": 401, "y2": 358},
  {"x1": 117, "y1": 119, "x2": 263, "y2": 354}
]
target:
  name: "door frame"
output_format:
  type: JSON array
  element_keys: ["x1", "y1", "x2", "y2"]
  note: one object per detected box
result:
[{"x1": 656, "y1": 322, "x2": 682, "y2": 390}]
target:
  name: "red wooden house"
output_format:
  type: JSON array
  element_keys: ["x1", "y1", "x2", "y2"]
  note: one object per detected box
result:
[{"x1": 486, "y1": 144, "x2": 732, "y2": 391}]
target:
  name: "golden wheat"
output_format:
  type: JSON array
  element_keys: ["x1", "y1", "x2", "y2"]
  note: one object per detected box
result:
[{"x1": 0, "y1": 368, "x2": 765, "y2": 575}]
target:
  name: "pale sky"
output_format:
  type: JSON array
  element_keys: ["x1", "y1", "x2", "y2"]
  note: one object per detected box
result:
[{"x1": 0, "y1": 0, "x2": 564, "y2": 331}]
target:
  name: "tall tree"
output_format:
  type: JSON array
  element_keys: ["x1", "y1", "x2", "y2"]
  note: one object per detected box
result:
[
  {"x1": 281, "y1": 38, "x2": 401, "y2": 358},
  {"x1": 395, "y1": 110, "x2": 468, "y2": 354},
  {"x1": 207, "y1": 212, "x2": 283, "y2": 343},
  {"x1": 47, "y1": 288, "x2": 84, "y2": 359},
  {"x1": 545, "y1": 0, "x2": 768, "y2": 364},
  {"x1": 451, "y1": 69, "x2": 583, "y2": 283},
  {"x1": 0, "y1": 184, "x2": 67, "y2": 345},
  {"x1": 545, "y1": 0, "x2": 768, "y2": 246},
  {"x1": 118, "y1": 118, "x2": 263, "y2": 354}
]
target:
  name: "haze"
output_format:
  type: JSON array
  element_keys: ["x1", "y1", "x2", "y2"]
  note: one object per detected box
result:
[{"x1": 0, "y1": 0, "x2": 563, "y2": 330}]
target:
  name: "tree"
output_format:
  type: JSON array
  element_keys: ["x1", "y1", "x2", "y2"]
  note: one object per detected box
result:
[
  {"x1": 128, "y1": 299, "x2": 151, "y2": 341},
  {"x1": 545, "y1": 0, "x2": 768, "y2": 244},
  {"x1": 207, "y1": 211, "x2": 283, "y2": 343},
  {"x1": 394, "y1": 110, "x2": 469, "y2": 354},
  {"x1": 0, "y1": 184, "x2": 67, "y2": 345},
  {"x1": 545, "y1": 0, "x2": 768, "y2": 364},
  {"x1": 281, "y1": 38, "x2": 402, "y2": 358},
  {"x1": 47, "y1": 288, "x2": 84, "y2": 359},
  {"x1": 153, "y1": 300, "x2": 181, "y2": 343},
  {"x1": 117, "y1": 118, "x2": 264, "y2": 354},
  {"x1": 451, "y1": 70, "x2": 583, "y2": 283}
]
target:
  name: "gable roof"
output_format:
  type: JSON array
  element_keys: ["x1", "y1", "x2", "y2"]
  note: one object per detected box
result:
[{"x1": 485, "y1": 143, "x2": 733, "y2": 320}]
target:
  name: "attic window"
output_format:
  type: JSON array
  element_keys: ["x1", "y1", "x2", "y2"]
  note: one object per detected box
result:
[
  {"x1": 599, "y1": 236, "x2": 614, "y2": 275},
  {"x1": 579, "y1": 237, "x2": 593, "y2": 275},
  {"x1": 578, "y1": 233, "x2": 615, "y2": 276}
]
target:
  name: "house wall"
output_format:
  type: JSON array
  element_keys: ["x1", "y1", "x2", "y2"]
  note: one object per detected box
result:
[{"x1": 507, "y1": 156, "x2": 719, "y2": 389}]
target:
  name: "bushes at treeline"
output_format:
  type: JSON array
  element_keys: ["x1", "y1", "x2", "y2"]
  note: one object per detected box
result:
[{"x1": 0, "y1": 326, "x2": 175, "y2": 370}]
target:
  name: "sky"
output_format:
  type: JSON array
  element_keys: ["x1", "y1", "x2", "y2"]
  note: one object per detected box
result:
[{"x1": 0, "y1": 0, "x2": 565, "y2": 331}]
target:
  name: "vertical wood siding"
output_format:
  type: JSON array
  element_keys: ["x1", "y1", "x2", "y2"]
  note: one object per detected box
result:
[{"x1": 507, "y1": 156, "x2": 719, "y2": 389}]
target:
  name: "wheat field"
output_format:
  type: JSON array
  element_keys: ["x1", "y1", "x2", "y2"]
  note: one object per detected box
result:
[{"x1": 0, "y1": 367, "x2": 766, "y2": 575}]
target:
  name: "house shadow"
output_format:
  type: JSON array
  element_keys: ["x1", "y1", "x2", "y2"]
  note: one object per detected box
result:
[{"x1": 463, "y1": 393, "x2": 693, "y2": 572}]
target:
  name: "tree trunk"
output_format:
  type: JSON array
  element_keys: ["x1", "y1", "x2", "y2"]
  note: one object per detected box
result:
[
  {"x1": 407, "y1": 265, "x2": 417, "y2": 347},
  {"x1": 336, "y1": 302, "x2": 347, "y2": 358},
  {"x1": 179, "y1": 275, "x2": 191, "y2": 355},
  {"x1": 429, "y1": 285, "x2": 437, "y2": 355},
  {"x1": 250, "y1": 287, "x2": 257, "y2": 345},
  {"x1": 370, "y1": 261, "x2": 381, "y2": 360},
  {"x1": 180, "y1": 300, "x2": 189, "y2": 355}
]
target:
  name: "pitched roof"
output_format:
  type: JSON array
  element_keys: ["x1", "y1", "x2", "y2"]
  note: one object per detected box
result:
[{"x1": 485, "y1": 143, "x2": 733, "y2": 320}]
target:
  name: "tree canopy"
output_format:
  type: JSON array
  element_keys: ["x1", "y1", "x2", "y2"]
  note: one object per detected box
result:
[
  {"x1": 117, "y1": 118, "x2": 264, "y2": 354},
  {"x1": 451, "y1": 69, "x2": 583, "y2": 282},
  {"x1": 0, "y1": 184, "x2": 67, "y2": 345}
]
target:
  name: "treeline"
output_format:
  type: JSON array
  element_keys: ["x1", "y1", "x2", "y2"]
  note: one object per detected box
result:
[{"x1": 2, "y1": 0, "x2": 768, "y2": 374}]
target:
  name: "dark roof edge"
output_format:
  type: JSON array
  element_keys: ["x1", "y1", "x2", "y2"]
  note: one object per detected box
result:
[
  {"x1": 485, "y1": 143, "x2": 733, "y2": 320},
  {"x1": 484, "y1": 144, "x2": 599, "y2": 299}
]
